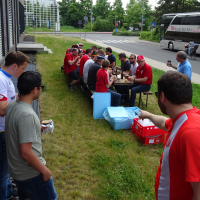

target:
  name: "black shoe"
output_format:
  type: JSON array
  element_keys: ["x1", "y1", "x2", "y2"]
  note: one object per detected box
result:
[{"x1": 68, "y1": 85, "x2": 74, "y2": 91}]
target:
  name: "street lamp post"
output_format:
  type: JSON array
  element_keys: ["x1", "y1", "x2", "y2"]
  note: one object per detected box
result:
[
  {"x1": 91, "y1": 2, "x2": 93, "y2": 32},
  {"x1": 141, "y1": 0, "x2": 144, "y2": 34}
]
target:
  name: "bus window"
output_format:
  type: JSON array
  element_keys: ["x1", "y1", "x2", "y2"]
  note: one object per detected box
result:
[
  {"x1": 162, "y1": 15, "x2": 175, "y2": 24},
  {"x1": 182, "y1": 15, "x2": 200, "y2": 25},
  {"x1": 171, "y1": 15, "x2": 183, "y2": 25}
]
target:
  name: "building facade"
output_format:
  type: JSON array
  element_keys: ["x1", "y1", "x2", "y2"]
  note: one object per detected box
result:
[{"x1": 0, "y1": 0, "x2": 25, "y2": 68}]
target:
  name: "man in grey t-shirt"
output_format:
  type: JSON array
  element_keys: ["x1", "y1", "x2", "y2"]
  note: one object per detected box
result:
[{"x1": 5, "y1": 71, "x2": 58, "y2": 200}]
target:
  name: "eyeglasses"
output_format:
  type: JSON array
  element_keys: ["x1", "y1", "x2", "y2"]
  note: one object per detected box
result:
[
  {"x1": 155, "y1": 91, "x2": 160, "y2": 98},
  {"x1": 37, "y1": 85, "x2": 44, "y2": 90},
  {"x1": 129, "y1": 58, "x2": 134, "y2": 60}
]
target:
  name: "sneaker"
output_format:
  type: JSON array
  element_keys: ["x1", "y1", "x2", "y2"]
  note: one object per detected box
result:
[
  {"x1": 72, "y1": 85, "x2": 77, "y2": 90},
  {"x1": 68, "y1": 85, "x2": 74, "y2": 91}
]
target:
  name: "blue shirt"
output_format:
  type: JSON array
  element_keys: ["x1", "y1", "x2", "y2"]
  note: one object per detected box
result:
[
  {"x1": 177, "y1": 59, "x2": 192, "y2": 80},
  {"x1": 108, "y1": 54, "x2": 116, "y2": 65}
]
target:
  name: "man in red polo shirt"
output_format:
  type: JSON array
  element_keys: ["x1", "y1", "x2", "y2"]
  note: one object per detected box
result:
[
  {"x1": 64, "y1": 48, "x2": 80, "y2": 91},
  {"x1": 79, "y1": 49, "x2": 92, "y2": 77},
  {"x1": 128, "y1": 55, "x2": 152, "y2": 107},
  {"x1": 139, "y1": 71, "x2": 200, "y2": 200}
]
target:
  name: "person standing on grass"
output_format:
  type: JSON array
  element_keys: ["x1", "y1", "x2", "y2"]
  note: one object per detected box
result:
[
  {"x1": 0, "y1": 51, "x2": 29, "y2": 200},
  {"x1": 167, "y1": 51, "x2": 192, "y2": 80},
  {"x1": 128, "y1": 55, "x2": 152, "y2": 107},
  {"x1": 5, "y1": 71, "x2": 58, "y2": 200},
  {"x1": 96, "y1": 59, "x2": 121, "y2": 106},
  {"x1": 139, "y1": 71, "x2": 200, "y2": 200},
  {"x1": 64, "y1": 48, "x2": 81, "y2": 91}
]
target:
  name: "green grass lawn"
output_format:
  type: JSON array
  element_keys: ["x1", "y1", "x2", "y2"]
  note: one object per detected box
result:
[{"x1": 33, "y1": 34, "x2": 200, "y2": 199}]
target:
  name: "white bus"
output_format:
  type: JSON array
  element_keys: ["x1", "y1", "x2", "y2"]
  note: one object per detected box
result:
[{"x1": 160, "y1": 12, "x2": 200, "y2": 54}]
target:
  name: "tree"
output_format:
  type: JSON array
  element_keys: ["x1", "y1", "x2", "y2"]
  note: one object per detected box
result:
[
  {"x1": 108, "y1": 0, "x2": 125, "y2": 27},
  {"x1": 154, "y1": 0, "x2": 200, "y2": 25},
  {"x1": 93, "y1": 0, "x2": 111, "y2": 19}
]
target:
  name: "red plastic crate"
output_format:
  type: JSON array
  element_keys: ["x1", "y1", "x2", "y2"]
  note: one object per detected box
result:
[
  {"x1": 133, "y1": 130, "x2": 165, "y2": 145},
  {"x1": 132, "y1": 118, "x2": 167, "y2": 137}
]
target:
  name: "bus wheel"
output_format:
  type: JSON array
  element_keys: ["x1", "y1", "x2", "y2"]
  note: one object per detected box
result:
[{"x1": 168, "y1": 42, "x2": 174, "y2": 50}]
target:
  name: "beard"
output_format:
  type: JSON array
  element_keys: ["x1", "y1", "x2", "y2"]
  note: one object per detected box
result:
[{"x1": 158, "y1": 98, "x2": 167, "y2": 115}]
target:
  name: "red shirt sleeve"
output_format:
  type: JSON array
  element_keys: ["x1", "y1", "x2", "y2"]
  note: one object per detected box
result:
[{"x1": 179, "y1": 128, "x2": 200, "y2": 182}]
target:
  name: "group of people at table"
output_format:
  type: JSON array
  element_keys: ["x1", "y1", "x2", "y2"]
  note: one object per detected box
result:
[{"x1": 64, "y1": 43, "x2": 152, "y2": 107}]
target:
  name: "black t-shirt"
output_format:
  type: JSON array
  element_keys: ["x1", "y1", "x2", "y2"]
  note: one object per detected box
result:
[
  {"x1": 88, "y1": 62, "x2": 101, "y2": 86},
  {"x1": 121, "y1": 60, "x2": 131, "y2": 71},
  {"x1": 108, "y1": 54, "x2": 116, "y2": 65}
]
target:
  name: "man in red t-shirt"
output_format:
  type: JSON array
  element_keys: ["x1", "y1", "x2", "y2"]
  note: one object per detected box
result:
[
  {"x1": 79, "y1": 49, "x2": 92, "y2": 77},
  {"x1": 128, "y1": 55, "x2": 152, "y2": 106},
  {"x1": 139, "y1": 71, "x2": 200, "y2": 200},
  {"x1": 64, "y1": 48, "x2": 80, "y2": 91}
]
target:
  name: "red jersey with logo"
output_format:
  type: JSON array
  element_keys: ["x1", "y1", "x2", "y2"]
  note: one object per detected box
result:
[
  {"x1": 155, "y1": 107, "x2": 200, "y2": 200},
  {"x1": 64, "y1": 53, "x2": 76, "y2": 75},
  {"x1": 96, "y1": 68, "x2": 110, "y2": 92},
  {"x1": 135, "y1": 63, "x2": 152, "y2": 85},
  {"x1": 79, "y1": 55, "x2": 89, "y2": 76},
  {"x1": 0, "y1": 70, "x2": 16, "y2": 131}
]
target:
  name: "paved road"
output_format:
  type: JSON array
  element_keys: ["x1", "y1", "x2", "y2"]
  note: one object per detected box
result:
[{"x1": 63, "y1": 33, "x2": 200, "y2": 75}]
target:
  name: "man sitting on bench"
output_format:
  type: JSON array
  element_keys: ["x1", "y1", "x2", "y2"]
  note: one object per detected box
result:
[
  {"x1": 128, "y1": 55, "x2": 152, "y2": 107},
  {"x1": 64, "y1": 48, "x2": 81, "y2": 91},
  {"x1": 87, "y1": 55, "x2": 105, "y2": 90}
]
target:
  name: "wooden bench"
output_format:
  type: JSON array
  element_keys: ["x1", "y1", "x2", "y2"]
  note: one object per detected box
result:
[{"x1": 138, "y1": 91, "x2": 153, "y2": 107}]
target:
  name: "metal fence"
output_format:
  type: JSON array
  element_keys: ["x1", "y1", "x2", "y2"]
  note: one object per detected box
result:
[{"x1": 24, "y1": 0, "x2": 59, "y2": 29}]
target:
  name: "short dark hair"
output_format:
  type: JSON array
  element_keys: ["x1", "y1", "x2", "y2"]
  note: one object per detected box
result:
[
  {"x1": 86, "y1": 49, "x2": 92, "y2": 54},
  {"x1": 72, "y1": 48, "x2": 78, "y2": 52},
  {"x1": 17, "y1": 71, "x2": 42, "y2": 95},
  {"x1": 158, "y1": 71, "x2": 192, "y2": 105},
  {"x1": 92, "y1": 46, "x2": 97, "y2": 50},
  {"x1": 106, "y1": 47, "x2": 112, "y2": 53},
  {"x1": 102, "y1": 59, "x2": 110, "y2": 68},
  {"x1": 91, "y1": 50, "x2": 98, "y2": 56},
  {"x1": 98, "y1": 47, "x2": 103, "y2": 50},
  {"x1": 118, "y1": 53, "x2": 126, "y2": 58},
  {"x1": 5, "y1": 51, "x2": 30, "y2": 67}
]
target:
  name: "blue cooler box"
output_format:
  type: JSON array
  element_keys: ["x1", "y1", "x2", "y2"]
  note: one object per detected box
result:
[{"x1": 103, "y1": 107, "x2": 140, "y2": 130}]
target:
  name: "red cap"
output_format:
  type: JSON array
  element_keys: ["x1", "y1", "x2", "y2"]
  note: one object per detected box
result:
[{"x1": 137, "y1": 55, "x2": 144, "y2": 60}]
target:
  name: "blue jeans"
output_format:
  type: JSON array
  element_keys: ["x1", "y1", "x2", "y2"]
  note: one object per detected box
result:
[
  {"x1": 0, "y1": 132, "x2": 12, "y2": 200},
  {"x1": 108, "y1": 89, "x2": 121, "y2": 106},
  {"x1": 129, "y1": 82, "x2": 151, "y2": 107},
  {"x1": 15, "y1": 174, "x2": 58, "y2": 200},
  {"x1": 188, "y1": 47, "x2": 193, "y2": 56}
]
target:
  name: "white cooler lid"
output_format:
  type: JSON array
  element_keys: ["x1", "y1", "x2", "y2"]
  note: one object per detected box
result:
[{"x1": 107, "y1": 107, "x2": 128, "y2": 118}]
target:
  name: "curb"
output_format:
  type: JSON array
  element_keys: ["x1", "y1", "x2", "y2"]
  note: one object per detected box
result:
[{"x1": 29, "y1": 32, "x2": 113, "y2": 34}]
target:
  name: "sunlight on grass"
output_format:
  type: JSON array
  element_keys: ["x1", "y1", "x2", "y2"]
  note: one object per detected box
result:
[{"x1": 32, "y1": 34, "x2": 200, "y2": 199}]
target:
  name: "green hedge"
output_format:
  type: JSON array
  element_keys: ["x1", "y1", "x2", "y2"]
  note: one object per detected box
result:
[
  {"x1": 139, "y1": 29, "x2": 160, "y2": 42},
  {"x1": 112, "y1": 30, "x2": 140, "y2": 36}
]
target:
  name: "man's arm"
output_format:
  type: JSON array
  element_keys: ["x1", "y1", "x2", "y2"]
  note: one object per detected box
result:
[
  {"x1": 128, "y1": 75, "x2": 136, "y2": 81},
  {"x1": 135, "y1": 77, "x2": 148, "y2": 83},
  {"x1": 167, "y1": 63, "x2": 178, "y2": 70},
  {"x1": 0, "y1": 101, "x2": 8, "y2": 117},
  {"x1": 20, "y1": 143, "x2": 52, "y2": 181},
  {"x1": 109, "y1": 62, "x2": 115, "y2": 67},
  {"x1": 191, "y1": 182, "x2": 200, "y2": 200},
  {"x1": 139, "y1": 110, "x2": 168, "y2": 131},
  {"x1": 68, "y1": 56, "x2": 80, "y2": 66},
  {"x1": 106, "y1": 76, "x2": 116, "y2": 88}
]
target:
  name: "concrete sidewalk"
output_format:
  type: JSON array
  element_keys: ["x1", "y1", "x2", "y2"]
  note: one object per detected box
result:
[{"x1": 86, "y1": 38, "x2": 200, "y2": 85}]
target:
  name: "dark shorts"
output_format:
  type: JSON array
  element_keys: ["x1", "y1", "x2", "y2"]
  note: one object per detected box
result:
[
  {"x1": 15, "y1": 174, "x2": 58, "y2": 200},
  {"x1": 68, "y1": 70, "x2": 80, "y2": 80}
]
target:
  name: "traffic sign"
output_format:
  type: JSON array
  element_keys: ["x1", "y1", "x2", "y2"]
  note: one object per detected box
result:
[
  {"x1": 115, "y1": 29, "x2": 118, "y2": 32},
  {"x1": 143, "y1": 19, "x2": 145, "y2": 21},
  {"x1": 116, "y1": 22, "x2": 118, "y2": 26},
  {"x1": 119, "y1": 20, "x2": 120, "y2": 23},
  {"x1": 151, "y1": 22, "x2": 155, "y2": 27},
  {"x1": 84, "y1": 16, "x2": 88, "y2": 21},
  {"x1": 138, "y1": 22, "x2": 142, "y2": 27}
]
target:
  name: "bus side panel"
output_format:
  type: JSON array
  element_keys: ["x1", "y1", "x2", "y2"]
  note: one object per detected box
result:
[{"x1": 160, "y1": 39, "x2": 168, "y2": 48}]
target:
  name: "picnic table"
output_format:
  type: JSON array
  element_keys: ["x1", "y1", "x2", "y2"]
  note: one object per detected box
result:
[{"x1": 113, "y1": 76, "x2": 133, "y2": 106}]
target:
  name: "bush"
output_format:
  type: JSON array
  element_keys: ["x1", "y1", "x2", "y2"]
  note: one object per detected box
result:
[
  {"x1": 139, "y1": 29, "x2": 160, "y2": 42},
  {"x1": 112, "y1": 29, "x2": 140, "y2": 36},
  {"x1": 92, "y1": 18, "x2": 114, "y2": 32}
]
